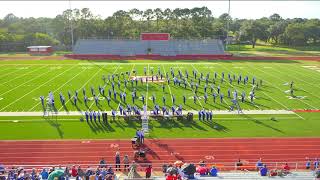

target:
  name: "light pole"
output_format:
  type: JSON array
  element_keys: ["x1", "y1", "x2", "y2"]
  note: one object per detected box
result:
[
  {"x1": 69, "y1": 0, "x2": 74, "y2": 51},
  {"x1": 225, "y1": 0, "x2": 231, "y2": 51}
]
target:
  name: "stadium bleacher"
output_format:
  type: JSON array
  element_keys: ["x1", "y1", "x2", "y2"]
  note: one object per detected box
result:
[{"x1": 73, "y1": 39, "x2": 226, "y2": 56}]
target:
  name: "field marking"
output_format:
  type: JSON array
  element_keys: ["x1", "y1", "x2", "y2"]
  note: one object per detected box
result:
[
  {"x1": 0, "y1": 65, "x2": 77, "y2": 111},
  {"x1": 57, "y1": 66, "x2": 105, "y2": 111},
  {"x1": 0, "y1": 64, "x2": 16, "y2": 74},
  {"x1": 0, "y1": 116, "x2": 302, "y2": 122},
  {"x1": 161, "y1": 64, "x2": 174, "y2": 105},
  {"x1": 28, "y1": 68, "x2": 87, "y2": 111},
  {"x1": 1, "y1": 65, "x2": 48, "y2": 85},
  {"x1": 146, "y1": 64, "x2": 150, "y2": 110},
  {"x1": 0, "y1": 65, "x2": 30, "y2": 79},
  {"x1": 116, "y1": 64, "x2": 135, "y2": 111},
  {"x1": 0, "y1": 66, "x2": 57, "y2": 97},
  {"x1": 269, "y1": 63, "x2": 320, "y2": 99},
  {"x1": 241, "y1": 64, "x2": 306, "y2": 120},
  {"x1": 204, "y1": 64, "x2": 260, "y2": 110},
  {"x1": 88, "y1": 64, "x2": 121, "y2": 110},
  {"x1": 184, "y1": 64, "x2": 205, "y2": 108},
  {"x1": 249, "y1": 64, "x2": 317, "y2": 110},
  {"x1": 0, "y1": 109, "x2": 296, "y2": 117}
]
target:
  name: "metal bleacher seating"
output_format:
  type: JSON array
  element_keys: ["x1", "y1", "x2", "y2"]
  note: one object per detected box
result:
[{"x1": 73, "y1": 39, "x2": 226, "y2": 56}]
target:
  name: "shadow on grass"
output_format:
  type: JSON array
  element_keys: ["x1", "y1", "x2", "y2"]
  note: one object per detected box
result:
[
  {"x1": 242, "y1": 114, "x2": 284, "y2": 134},
  {"x1": 44, "y1": 116, "x2": 64, "y2": 138}
]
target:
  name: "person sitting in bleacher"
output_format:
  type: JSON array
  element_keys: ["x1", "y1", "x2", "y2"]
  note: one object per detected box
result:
[
  {"x1": 209, "y1": 166, "x2": 218, "y2": 177},
  {"x1": 282, "y1": 163, "x2": 291, "y2": 175},
  {"x1": 259, "y1": 164, "x2": 268, "y2": 176},
  {"x1": 256, "y1": 158, "x2": 263, "y2": 170},
  {"x1": 315, "y1": 168, "x2": 320, "y2": 179}
]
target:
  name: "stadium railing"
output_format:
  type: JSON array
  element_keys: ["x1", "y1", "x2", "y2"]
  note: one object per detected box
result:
[{"x1": 0, "y1": 161, "x2": 308, "y2": 173}]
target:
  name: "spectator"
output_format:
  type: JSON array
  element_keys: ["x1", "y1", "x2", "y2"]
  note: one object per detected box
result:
[
  {"x1": 145, "y1": 165, "x2": 152, "y2": 179},
  {"x1": 199, "y1": 160, "x2": 205, "y2": 167},
  {"x1": 8, "y1": 167, "x2": 16, "y2": 180},
  {"x1": 71, "y1": 165, "x2": 78, "y2": 177},
  {"x1": 140, "y1": 129, "x2": 145, "y2": 144},
  {"x1": 315, "y1": 168, "x2": 320, "y2": 179},
  {"x1": 259, "y1": 165, "x2": 268, "y2": 176},
  {"x1": 100, "y1": 168, "x2": 107, "y2": 178},
  {"x1": 306, "y1": 158, "x2": 311, "y2": 169},
  {"x1": 84, "y1": 166, "x2": 93, "y2": 180},
  {"x1": 100, "y1": 158, "x2": 106, "y2": 168},
  {"x1": 256, "y1": 158, "x2": 263, "y2": 170},
  {"x1": 106, "y1": 166, "x2": 114, "y2": 180},
  {"x1": 0, "y1": 164, "x2": 4, "y2": 175},
  {"x1": 123, "y1": 155, "x2": 130, "y2": 171},
  {"x1": 115, "y1": 151, "x2": 121, "y2": 171},
  {"x1": 269, "y1": 169, "x2": 277, "y2": 177},
  {"x1": 63, "y1": 166, "x2": 70, "y2": 180},
  {"x1": 209, "y1": 166, "x2": 218, "y2": 177},
  {"x1": 315, "y1": 159, "x2": 320, "y2": 170},
  {"x1": 49, "y1": 167, "x2": 55, "y2": 174},
  {"x1": 236, "y1": 159, "x2": 243, "y2": 167},
  {"x1": 95, "y1": 167, "x2": 101, "y2": 177},
  {"x1": 282, "y1": 163, "x2": 290, "y2": 174},
  {"x1": 30, "y1": 168, "x2": 37, "y2": 180},
  {"x1": 77, "y1": 166, "x2": 85, "y2": 180},
  {"x1": 40, "y1": 168, "x2": 49, "y2": 180}
]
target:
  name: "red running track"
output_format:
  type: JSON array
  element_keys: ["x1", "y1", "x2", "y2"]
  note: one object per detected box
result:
[{"x1": 0, "y1": 138, "x2": 319, "y2": 170}]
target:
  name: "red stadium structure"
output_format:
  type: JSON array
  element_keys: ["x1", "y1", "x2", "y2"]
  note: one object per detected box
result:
[
  {"x1": 140, "y1": 33, "x2": 170, "y2": 41},
  {"x1": 27, "y1": 46, "x2": 54, "y2": 56}
]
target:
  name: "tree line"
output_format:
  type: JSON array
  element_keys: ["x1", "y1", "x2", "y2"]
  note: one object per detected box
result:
[{"x1": 0, "y1": 7, "x2": 319, "y2": 51}]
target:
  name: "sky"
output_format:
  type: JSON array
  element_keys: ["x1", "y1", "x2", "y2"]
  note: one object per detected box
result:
[{"x1": 0, "y1": 1, "x2": 320, "y2": 19}]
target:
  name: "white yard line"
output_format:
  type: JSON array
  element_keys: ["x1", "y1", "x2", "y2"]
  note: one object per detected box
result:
[
  {"x1": 0, "y1": 64, "x2": 15, "y2": 73},
  {"x1": 161, "y1": 64, "x2": 174, "y2": 105},
  {"x1": 28, "y1": 68, "x2": 87, "y2": 111},
  {"x1": 0, "y1": 116, "x2": 301, "y2": 123},
  {"x1": 58, "y1": 66, "x2": 105, "y2": 111},
  {"x1": 216, "y1": 64, "x2": 261, "y2": 110},
  {"x1": 0, "y1": 65, "x2": 30, "y2": 79},
  {"x1": 146, "y1": 64, "x2": 150, "y2": 109},
  {"x1": 1, "y1": 65, "x2": 48, "y2": 85},
  {"x1": 272, "y1": 63, "x2": 320, "y2": 98},
  {"x1": 247, "y1": 63, "x2": 317, "y2": 110},
  {"x1": 116, "y1": 64, "x2": 135, "y2": 110},
  {"x1": 0, "y1": 65, "x2": 76, "y2": 111},
  {"x1": 177, "y1": 64, "x2": 204, "y2": 108},
  {"x1": 89, "y1": 64, "x2": 121, "y2": 109},
  {"x1": 0, "y1": 67, "x2": 55, "y2": 97},
  {"x1": 0, "y1": 109, "x2": 296, "y2": 117},
  {"x1": 241, "y1": 64, "x2": 305, "y2": 120},
  {"x1": 190, "y1": 64, "x2": 218, "y2": 108}
]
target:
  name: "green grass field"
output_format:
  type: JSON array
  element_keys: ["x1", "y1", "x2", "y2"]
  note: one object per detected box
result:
[
  {"x1": 227, "y1": 44, "x2": 320, "y2": 56},
  {"x1": 0, "y1": 59, "x2": 319, "y2": 139}
]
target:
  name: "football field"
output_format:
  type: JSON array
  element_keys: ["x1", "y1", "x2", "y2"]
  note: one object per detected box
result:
[{"x1": 0, "y1": 59, "x2": 319, "y2": 139}]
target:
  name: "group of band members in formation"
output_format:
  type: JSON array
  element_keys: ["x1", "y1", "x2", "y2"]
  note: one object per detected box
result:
[{"x1": 38, "y1": 66, "x2": 285, "y2": 120}]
